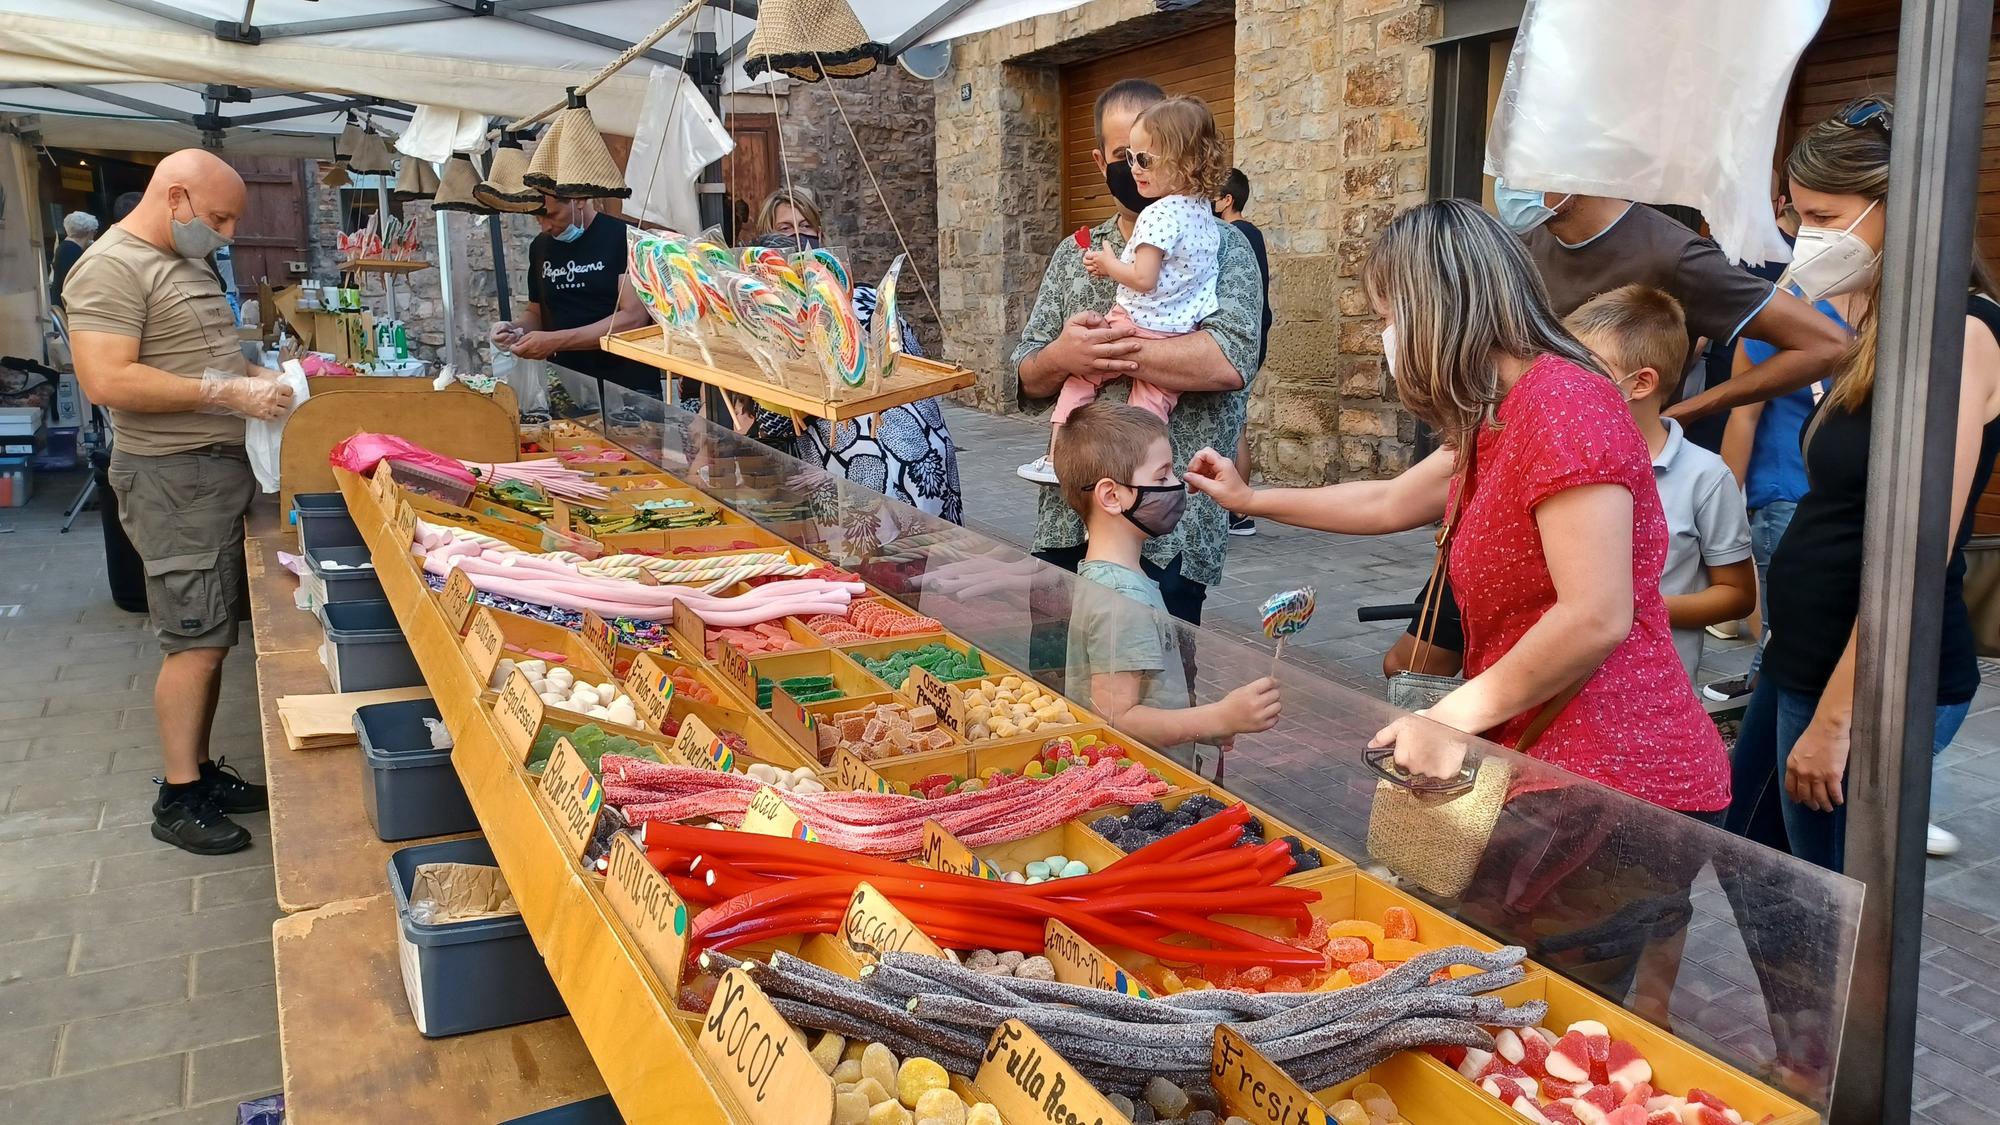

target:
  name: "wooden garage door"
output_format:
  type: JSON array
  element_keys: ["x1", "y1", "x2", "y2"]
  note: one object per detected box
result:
[
  {"x1": 1059, "y1": 22, "x2": 1236, "y2": 231},
  {"x1": 224, "y1": 157, "x2": 306, "y2": 292},
  {"x1": 1788, "y1": 0, "x2": 2000, "y2": 531}
]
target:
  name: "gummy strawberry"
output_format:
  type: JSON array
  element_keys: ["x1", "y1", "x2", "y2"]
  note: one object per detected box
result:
[
  {"x1": 1381, "y1": 904, "x2": 1418, "y2": 940},
  {"x1": 1580, "y1": 1085, "x2": 1619, "y2": 1113},
  {"x1": 1431, "y1": 1044, "x2": 1468, "y2": 1068},
  {"x1": 1644, "y1": 1111, "x2": 1678, "y2": 1125},
  {"x1": 1541, "y1": 1105, "x2": 1585, "y2": 1125},
  {"x1": 1520, "y1": 1026, "x2": 1553, "y2": 1077},
  {"x1": 1548, "y1": 1031, "x2": 1593, "y2": 1083},
  {"x1": 1457, "y1": 1046, "x2": 1495, "y2": 1080},
  {"x1": 1677, "y1": 1108, "x2": 1731, "y2": 1125},
  {"x1": 1619, "y1": 1081, "x2": 1653, "y2": 1107},
  {"x1": 1541, "y1": 1077, "x2": 1590, "y2": 1101},
  {"x1": 1602, "y1": 1107, "x2": 1648, "y2": 1125},
  {"x1": 1481, "y1": 1076, "x2": 1529, "y2": 1105},
  {"x1": 1685, "y1": 1091, "x2": 1731, "y2": 1113},
  {"x1": 1606, "y1": 1040, "x2": 1652, "y2": 1093}
]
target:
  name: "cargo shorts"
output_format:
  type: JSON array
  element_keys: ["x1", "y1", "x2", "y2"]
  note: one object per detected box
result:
[{"x1": 107, "y1": 444, "x2": 255, "y2": 653}]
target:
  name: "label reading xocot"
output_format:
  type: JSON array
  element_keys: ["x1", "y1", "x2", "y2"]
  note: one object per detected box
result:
[
  {"x1": 976, "y1": 1019, "x2": 1129, "y2": 1125},
  {"x1": 697, "y1": 968, "x2": 833, "y2": 1124}
]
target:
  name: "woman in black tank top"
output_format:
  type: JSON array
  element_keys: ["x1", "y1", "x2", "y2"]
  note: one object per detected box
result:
[{"x1": 1726, "y1": 99, "x2": 2000, "y2": 874}]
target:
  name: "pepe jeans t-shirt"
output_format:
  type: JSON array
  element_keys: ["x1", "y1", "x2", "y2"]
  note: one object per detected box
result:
[{"x1": 527, "y1": 212, "x2": 659, "y2": 392}]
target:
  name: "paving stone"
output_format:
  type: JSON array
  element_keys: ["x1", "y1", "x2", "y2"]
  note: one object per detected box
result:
[
  {"x1": 194, "y1": 866, "x2": 276, "y2": 910},
  {"x1": 187, "y1": 1033, "x2": 282, "y2": 1105},
  {"x1": 0, "y1": 934, "x2": 75, "y2": 983},
  {"x1": 0, "y1": 857, "x2": 98, "y2": 903},
  {"x1": 27, "y1": 727, "x2": 154, "y2": 760},
  {"x1": 192, "y1": 942, "x2": 276, "y2": 998},
  {"x1": 0, "y1": 1023, "x2": 60, "y2": 1087},
  {"x1": 0, "y1": 878, "x2": 193, "y2": 945},
  {"x1": 73, "y1": 897, "x2": 282, "y2": 973},
  {"x1": 0, "y1": 750, "x2": 115, "y2": 791},
  {"x1": 0, "y1": 1053, "x2": 186, "y2": 1121},
  {"x1": 61, "y1": 981, "x2": 277, "y2": 1074},
  {"x1": 0, "y1": 956, "x2": 190, "y2": 1029}
]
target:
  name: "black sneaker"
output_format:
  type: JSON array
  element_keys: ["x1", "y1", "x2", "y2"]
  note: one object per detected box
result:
[
  {"x1": 1702, "y1": 675, "x2": 1754, "y2": 703},
  {"x1": 153, "y1": 785, "x2": 252, "y2": 855},
  {"x1": 1228, "y1": 515, "x2": 1257, "y2": 537},
  {"x1": 199, "y1": 757, "x2": 269, "y2": 815}
]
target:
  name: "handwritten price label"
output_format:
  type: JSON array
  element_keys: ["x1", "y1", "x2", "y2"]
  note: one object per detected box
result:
[
  {"x1": 1044, "y1": 919, "x2": 1152, "y2": 999},
  {"x1": 977, "y1": 1019, "x2": 1129, "y2": 1125},
  {"x1": 623, "y1": 652, "x2": 678, "y2": 733},
  {"x1": 904, "y1": 667, "x2": 965, "y2": 737},
  {"x1": 918, "y1": 819, "x2": 1001, "y2": 881},
  {"x1": 538, "y1": 737, "x2": 603, "y2": 865},
  {"x1": 603, "y1": 833, "x2": 688, "y2": 994},
  {"x1": 1212, "y1": 1024, "x2": 1329, "y2": 1125},
  {"x1": 697, "y1": 968, "x2": 832, "y2": 1124},
  {"x1": 463, "y1": 607, "x2": 506, "y2": 686},
  {"x1": 371, "y1": 460, "x2": 395, "y2": 502},
  {"x1": 832, "y1": 747, "x2": 895, "y2": 794},
  {"x1": 717, "y1": 640, "x2": 756, "y2": 704},
  {"x1": 739, "y1": 786, "x2": 815, "y2": 842},
  {"x1": 578, "y1": 609, "x2": 619, "y2": 676},
  {"x1": 438, "y1": 566, "x2": 478, "y2": 636},
  {"x1": 493, "y1": 668, "x2": 545, "y2": 764},
  {"x1": 840, "y1": 881, "x2": 943, "y2": 964}
]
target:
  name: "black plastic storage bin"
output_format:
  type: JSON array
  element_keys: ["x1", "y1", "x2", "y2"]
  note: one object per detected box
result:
[
  {"x1": 354, "y1": 698, "x2": 477, "y2": 841},
  {"x1": 306, "y1": 545, "x2": 386, "y2": 604},
  {"x1": 322, "y1": 600, "x2": 424, "y2": 692},
  {"x1": 501, "y1": 1096, "x2": 624, "y2": 1124},
  {"x1": 388, "y1": 837, "x2": 566, "y2": 1037},
  {"x1": 293, "y1": 491, "x2": 365, "y2": 552}
]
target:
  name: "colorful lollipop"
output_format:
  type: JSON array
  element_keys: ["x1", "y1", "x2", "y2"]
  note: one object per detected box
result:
[
  {"x1": 1259, "y1": 587, "x2": 1316, "y2": 674},
  {"x1": 740, "y1": 246, "x2": 809, "y2": 308},
  {"x1": 868, "y1": 253, "x2": 906, "y2": 388},
  {"x1": 801, "y1": 257, "x2": 866, "y2": 387}
]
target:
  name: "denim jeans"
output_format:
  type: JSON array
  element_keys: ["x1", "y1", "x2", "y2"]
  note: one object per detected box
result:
[
  {"x1": 1746, "y1": 501, "x2": 1797, "y2": 678},
  {"x1": 1727, "y1": 676, "x2": 1970, "y2": 872}
]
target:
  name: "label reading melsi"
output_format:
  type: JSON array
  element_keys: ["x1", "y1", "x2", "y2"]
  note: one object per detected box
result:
[
  {"x1": 439, "y1": 566, "x2": 478, "y2": 636},
  {"x1": 578, "y1": 609, "x2": 619, "y2": 676},
  {"x1": 716, "y1": 640, "x2": 755, "y2": 703},
  {"x1": 670, "y1": 713, "x2": 733, "y2": 773},
  {"x1": 1211, "y1": 1024, "x2": 1329, "y2": 1125},
  {"x1": 463, "y1": 607, "x2": 506, "y2": 686},
  {"x1": 697, "y1": 967, "x2": 833, "y2": 1125},
  {"x1": 919, "y1": 820, "x2": 1001, "y2": 881},
  {"x1": 841, "y1": 880, "x2": 943, "y2": 963},
  {"x1": 904, "y1": 667, "x2": 965, "y2": 736},
  {"x1": 832, "y1": 746, "x2": 894, "y2": 794},
  {"x1": 371, "y1": 459, "x2": 396, "y2": 501},
  {"x1": 1044, "y1": 919, "x2": 1153, "y2": 999},
  {"x1": 622, "y1": 652, "x2": 677, "y2": 733},
  {"x1": 977, "y1": 1018, "x2": 1130, "y2": 1125},
  {"x1": 392, "y1": 498, "x2": 418, "y2": 544},
  {"x1": 493, "y1": 668, "x2": 546, "y2": 764},
  {"x1": 538, "y1": 737, "x2": 603, "y2": 864},
  {"x1": 739, "y1": 785, "x2": 815, "y2": 842},
  {"x1": 603, "y1": 833, "x2": 688, "y2": 994}
]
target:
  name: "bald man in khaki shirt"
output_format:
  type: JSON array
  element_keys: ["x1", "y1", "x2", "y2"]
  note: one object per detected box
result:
[{"x1": 66, "y1": 149, "x2": 292, "y2": 856}]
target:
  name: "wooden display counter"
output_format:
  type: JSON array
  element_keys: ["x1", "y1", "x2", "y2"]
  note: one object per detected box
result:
[{"x1": 601, "y1": 324, "x2": 975, "y2": 421}]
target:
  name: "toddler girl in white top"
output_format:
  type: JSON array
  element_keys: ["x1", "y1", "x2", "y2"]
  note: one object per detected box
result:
[{"x1": 1045, "y1": 96, "x2": 1227, "y2": 467}]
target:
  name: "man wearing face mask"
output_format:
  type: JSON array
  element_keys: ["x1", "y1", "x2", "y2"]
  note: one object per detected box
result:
[
  {"x1": 65, "y1": 149, "x2": 292, "y2": 855},
  {"x1": 490, "y1": 193, "x2": 655, "y2": 397},
  {"x1": 1013, "y1": 80, "x2": 1264, "y2": 636}
]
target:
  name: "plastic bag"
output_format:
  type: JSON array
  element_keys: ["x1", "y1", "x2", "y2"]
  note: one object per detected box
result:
[
  {"x1": 491, "y1": 348, "x2": 549, "y2": 417},
  {"x1": 327, "y1": 432, "x2": 478, "y2": 490},
  {"x1": 246, "y1": 362, "x2": 310, "y2": 493},
  {"x1": 1484, "y1": 0, "x2": 1827, "y2": 266},
  {"x1": 624, "y1": 66, "x2": 733, "y2": 234}
]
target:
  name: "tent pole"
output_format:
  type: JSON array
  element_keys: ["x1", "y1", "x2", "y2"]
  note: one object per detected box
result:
[
  {"x1": 376, "y1": 180, "x2": 397, "y2": 323},
  {"x1": 692, "y1": 31, "x2": 728, "y2": 236},
  {"x1": 1830, "y1": 0, "x2": 1995, "y2": 1120},
  {"x1": 437, "y1": 207, "x2": 460, "y2": 370}
]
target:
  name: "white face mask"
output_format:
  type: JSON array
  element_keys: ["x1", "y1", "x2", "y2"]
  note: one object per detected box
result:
[
  {"x1": 1783, "y1": 199, "x2": 1881, "y2": 301},
  {"x1": 1382, "y1": 323, "x2": 1399, "y2": 379}
]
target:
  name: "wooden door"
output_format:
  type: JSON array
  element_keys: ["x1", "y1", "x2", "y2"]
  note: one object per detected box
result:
[
  {"x1": 725, "y1": 113, "x2": 780, "y2": 240},
  {"x1": 1058, "y1": 22, "x2": 1237, "y2": 231},
  {"x1": 226, "y1": 157, "x2": 307, "y2": 291}
]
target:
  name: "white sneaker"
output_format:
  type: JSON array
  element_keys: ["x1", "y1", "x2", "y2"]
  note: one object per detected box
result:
[
  {"x1": 1929, "y1": 823, "x2": 1962, "y2": 858},
  {"x1": 1706, "y1": 621, "x2": 1741, "y2": 640},
  {"x1": 1016, "y1": 457, "x2": 1059, "y2": 485}
]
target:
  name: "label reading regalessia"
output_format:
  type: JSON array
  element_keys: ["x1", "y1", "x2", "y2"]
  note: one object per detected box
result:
[
  {"x1": 622, "y1": 652, "x2": 677, "y2": 733},
  {"x1": 832, "y1": 747, "x2": 894, "y2": 794},
  {"x1": 918, "y1": 819, "x2": 1001, "y2": 881},
  {"x1": 1211, "y1": 1024, "x2": 1329, "y2": 1125},
  {"x1": 603, "y1": 833, "x2": 688, "y2": 994},
  {"x1": 739, "y1": 785, "x2": 816, "y2": 842},
  {"x1": 439, "y1": 566, "x2": 478, "y2": 636},
  {"x1": 538, "y1": 737, "x2": 603, "y2": 864},
  {"x1": 670, "y1": 713, "x2": 732, "y2": 773},
  {"x1": 841, "y1": 880, "x2": 943, "y2": 963},
  {"x1": 578, "y1": 609, "x2": 619, "y2": 676},
  {"x1": 493, "y1": 668, "x2": 546, "y2": 764},
  {"x1": 904, "y1": 667, "x2": 965, "y2": 736},
  {"x1": 697, "y1": 968, "x2": 833, "y2": 1124},
  {"x1": 1044, "y1": 919, "x2": 1153, "y2": 999},
  {"x1": 463, "y1": 607, "x2": 506, "y2": 686},
  {"x1": 977, "y1": 1019, "x2": 1130, "y2": 1125}
]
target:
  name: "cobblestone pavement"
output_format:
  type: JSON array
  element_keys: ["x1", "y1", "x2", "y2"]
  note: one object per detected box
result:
[{"x1": 943, "y1": 403, "x2": 2000, "y2": 1125}]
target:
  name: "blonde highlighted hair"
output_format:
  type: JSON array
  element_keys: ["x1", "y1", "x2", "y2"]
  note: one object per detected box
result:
[
  {"x1": 1361, "y1": 199, "x2": 1608, "y2": 450},
  {"x1": 1135, "y1": 96, "x2": 1228, "y2": 200}
]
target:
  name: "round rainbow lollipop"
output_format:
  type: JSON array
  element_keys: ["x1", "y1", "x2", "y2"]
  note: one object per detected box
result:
[
  {"x1": 740, "y1": 246, "x2": 809, "y2": 308},
  {"x1": 1260, "y1": 586, "x2": 1316, "y2": 673},
  {"x1": 867, "y1": 254, "x2": 906, "y2": 388},
  {"x1": 801, "y1": 258, "x2": 866, "y2": 387},
  {"x1": 802, "y1": 246, "x2": 850, "y2": 289}
]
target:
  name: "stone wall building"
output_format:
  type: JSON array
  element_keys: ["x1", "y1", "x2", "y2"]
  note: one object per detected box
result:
[{"x1": 932, "y1": 0, "x2": 1440, "y2": 482}]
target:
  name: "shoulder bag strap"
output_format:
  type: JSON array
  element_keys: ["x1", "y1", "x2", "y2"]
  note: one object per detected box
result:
[{"x1": 1412, "y1": 437, "x2": 1479, "y2": 669}]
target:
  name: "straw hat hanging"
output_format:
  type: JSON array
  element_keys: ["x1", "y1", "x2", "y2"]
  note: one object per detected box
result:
[
  {"x1": 334, "y1": 116, "x2": 363, "y2": 162},
  {"x1": 521, "y1": 90, "x2": 630, "y2": 200},
  {"x1": 319, "y1": 159, "x2": 351, "y2": 189},
  {"x1": 431, "y1": 154, "x2": 491, "y2": 213},
  {"x1": 742, "y1": 0, "x2": 888, "y2": 82},
  {"x1": 473, "y1": 132, "x2": 544, "y2": 213},
  {"x1": 392, "y1": 158, "x2": 440, "y2": 200},
  {"x1": 348, "y1": 126, "x2": 398, "y2": 175}
]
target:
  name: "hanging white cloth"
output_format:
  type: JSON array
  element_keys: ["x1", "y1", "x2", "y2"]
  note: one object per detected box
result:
[
  {"x1": 396, "y1": 106, "x2": 490, "y2": 165},
  {"x1": 1485, "y1": 0, "x2": 1829, "y2": 267},
  {"x1": 623, "y1": 66, "x2": 734, "y2": 235}
]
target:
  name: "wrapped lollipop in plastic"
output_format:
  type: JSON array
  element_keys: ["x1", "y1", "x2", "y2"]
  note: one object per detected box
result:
[
  {"x1": 799, "y1": 255, "x2": 867, "y2": 388},
  {"x1": 1260, "y1": 587, "x2": 1316, "y2": 675},
  {"x1": 867, "y1": 253, "x2": 907, "y2": 389},
  {"x1": 716, "y1": 269, "x2": 798, "y2": 382},
  {"x1": 627, "y1": 229, "x2": 713, "y2": 364}
]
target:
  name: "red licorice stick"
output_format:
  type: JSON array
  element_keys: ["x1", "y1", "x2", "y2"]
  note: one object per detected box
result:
[
  {"x1": 1123, "y1": 804, "x2": 1251, "y2": 865},
  {"x1": 1143, "y1": 909, "x2": 1326, "y2": 957},
  {"x1": 705, "y1": 906, "x2": 844, "y2": 951}
]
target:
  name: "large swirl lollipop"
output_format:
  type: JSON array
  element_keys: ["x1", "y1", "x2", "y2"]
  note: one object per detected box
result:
[
  {"x1": 1260, "y1": 586, "x2": 1316, "y2": 675},
  {"x1": 726, "y1": 271, "x2": 805, "y2": 358},
  {"x1": 801, "y1": 257, "x2": 866, "y2": 388},
  {"x1": 740, "y1": 246, "x2": 809, "y2": 307}
]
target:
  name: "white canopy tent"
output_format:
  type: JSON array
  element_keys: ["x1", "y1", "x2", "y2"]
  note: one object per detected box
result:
[{"x1": 0, "y1": 0, "x2": 1092, "y2": 155}]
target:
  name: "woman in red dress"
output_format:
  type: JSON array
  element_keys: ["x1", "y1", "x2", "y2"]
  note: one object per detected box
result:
[{"x1": 1187, "y1": 198, "x2": 1729, "y2": 817}]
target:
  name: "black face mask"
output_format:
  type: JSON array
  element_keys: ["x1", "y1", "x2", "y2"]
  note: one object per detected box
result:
[
  {"x1": 756, "y1": 231, "x2": 821, "y2": 252},
  {"x1": 1104, "y1": 160, "x2": 1151, "y2": 215},
  {"x1": 1120, "y1": 482, "x2": 1188, "y2": 538}
]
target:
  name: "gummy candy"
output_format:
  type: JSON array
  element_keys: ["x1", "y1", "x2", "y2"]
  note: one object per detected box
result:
[
  {"x1": 1326, "y1": 937, "x2": 1370, "y2": 965},
  {"x1": 1381, "y1": 905, "x2": 1418, "y2": 941}
]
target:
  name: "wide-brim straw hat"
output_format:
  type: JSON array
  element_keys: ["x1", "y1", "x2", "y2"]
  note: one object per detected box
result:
[
  {"x1": 431, "y1": 154, "x2": 492, "y2": 213},
  {"x1": 320, "y1": 161, "x2": 351, "y2": 189},
  {"x1": 742, "y1": 0, "x2": 888, "y2": 83},
  {"x1": 521, "y1": 91, "x2": 630, "y2": 200},
  {"x1": 473, "y1": 132, "x2": 544, "y2": 213},
  {"x1": 348, "y1": 128, "x2": 397, "y2": 175},
  {"x1": 393, "y1": 158, "x2": 440, "y2": 199}
]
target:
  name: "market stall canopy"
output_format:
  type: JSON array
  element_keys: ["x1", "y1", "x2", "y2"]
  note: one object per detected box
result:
[{"x1": 0, "y1": 0, "x2": 1093, "y2": 151}]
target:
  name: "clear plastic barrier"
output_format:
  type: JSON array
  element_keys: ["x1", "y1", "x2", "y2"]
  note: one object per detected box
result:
[{"x1": 558, "y1": 367, "x2": 1862, "y2": 1113}]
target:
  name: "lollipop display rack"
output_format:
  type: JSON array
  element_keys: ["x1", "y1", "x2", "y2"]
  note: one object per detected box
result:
[{"x1": 601, "y1": 324, "x2": 975, "y2": 421}]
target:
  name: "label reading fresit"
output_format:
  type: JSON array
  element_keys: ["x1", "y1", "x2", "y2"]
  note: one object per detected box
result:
[
  {"x1": 918, "y1": 819, "x2": 1001, "y2": 881},
  {"x1": 841, "y1": 881, "x2": 943, "y2": 963},
  {"x1": 493, "y1": 668, "x2": 545, "y2": 764},
  {"x1": 538, "y1": 737, "x2": 603, "y2": 865},
  {"x1": 832, "y1": 747, "x2": 895, "y2": 794},
  {"x1": 1211, "y1": 1024, "x2": 1329, "y2": 1125},
  {"x1": 463, "y1": 607, "x2": 506, "y2": 686},
  {"x1": 976, "y1": 1019, "x2": 1129, "y2": 1125},
  {"x1": 739, "y1": 786, "x2": 815, "y2": 842},
  {"x1": 670, "y1": 713, "x2": 731, "y2": 773},
  {"x1": 603, "y1": 833, "x2": 688, "y2": 994},
  {"x1": 1043, "y1": 919, "x2": 1153, "y2": 999},
  {"x1": 439, "y1": 566, "x2": 478, "y2": 636},
  {"x1": 622, "y1": 652, "x2": 677, "y2": 733},
  {"x1": 578, "y1": 609, "x2": 619, "y2": 675},
  {"x1": 697, "y1": 968, "x2": 833, "y2": 1124}
]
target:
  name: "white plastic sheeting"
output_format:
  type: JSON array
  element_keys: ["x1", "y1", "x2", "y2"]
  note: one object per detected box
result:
[{"x1": 1485, "y1": 0, "x2": 1829, "y2": 266}]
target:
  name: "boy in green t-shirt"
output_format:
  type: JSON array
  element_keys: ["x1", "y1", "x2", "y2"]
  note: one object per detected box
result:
[{"x1": 1055, "y1": 402, "x2": 1280, "y2": 770}]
